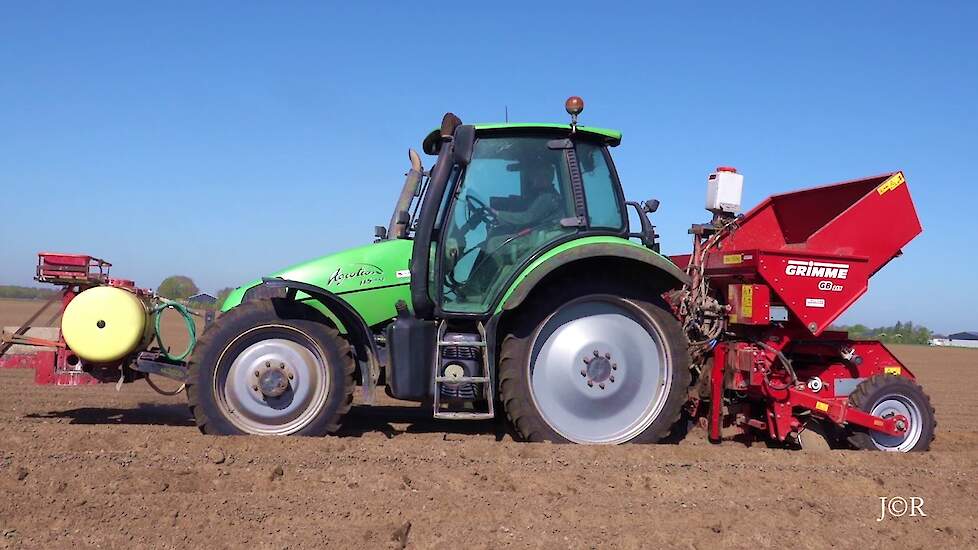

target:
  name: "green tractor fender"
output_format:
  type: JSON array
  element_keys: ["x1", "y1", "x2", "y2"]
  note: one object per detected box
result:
[{"x1": 494, "y1": 236, "x2": 690, "y2": 315}]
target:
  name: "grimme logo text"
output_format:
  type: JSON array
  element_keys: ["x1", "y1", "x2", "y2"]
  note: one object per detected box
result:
[{"x1": 785, "y1": 259, "x2": 849, "y2": 280}]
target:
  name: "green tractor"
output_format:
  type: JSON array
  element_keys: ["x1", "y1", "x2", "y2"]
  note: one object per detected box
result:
[{"x1": 187, "y1": 98, "x2": 692, "y2": 444}]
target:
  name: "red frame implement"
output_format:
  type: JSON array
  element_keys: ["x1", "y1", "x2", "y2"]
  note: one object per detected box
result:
[
  {"x1": 680, "y1": 172, "x2": 922, "y2": 445},
  {"x1": 0, "y1": 253, "x2": 125, "y2": 385},
  {"x1": 36, "y1": 253, "x2": 111, "y2": 285}
]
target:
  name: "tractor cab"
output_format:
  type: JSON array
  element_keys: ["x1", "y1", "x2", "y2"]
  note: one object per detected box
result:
[
  {"x1": 385, "y1": 99, "x2": 643, "y2": 320},
  {"x1": 369, "y1": 100, "x2": 672, "y2": 420}
]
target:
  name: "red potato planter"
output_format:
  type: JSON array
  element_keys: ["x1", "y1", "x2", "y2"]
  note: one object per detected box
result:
[{"x1": 674, "y1": 170, "x2": 935, "y2": 451}]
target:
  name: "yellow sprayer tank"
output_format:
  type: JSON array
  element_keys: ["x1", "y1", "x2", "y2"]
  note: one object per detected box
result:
[{"x1": 61, "y1": 286, "x2": 153, "y2": 363}]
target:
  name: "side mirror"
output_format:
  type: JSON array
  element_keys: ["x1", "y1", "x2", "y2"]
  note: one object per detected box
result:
[
  {"x1": 643, "y1": 199, "x2": 660, "y2": 213},
  {"x1": 453, "y1": 125, "x2": 475, "y2": 166},
  {"x1": 374, "y1": 226, "x2": 388, "y2": 241}
]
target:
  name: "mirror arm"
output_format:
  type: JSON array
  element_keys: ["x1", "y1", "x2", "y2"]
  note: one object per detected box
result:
[{"x1": 625, "y1": 201, "x2": 660, "y2": 252}]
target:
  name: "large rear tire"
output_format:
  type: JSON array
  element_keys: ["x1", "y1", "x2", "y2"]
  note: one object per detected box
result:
[
  {"x1": 186, "y1": 299, "x2": 355, "y2": 436},
  {"x1": 499, "y1": 280, "x2": 691, "y2": 444},
  {"x1": 846, "y1": 375, "x2": 936, "y2": 452}
]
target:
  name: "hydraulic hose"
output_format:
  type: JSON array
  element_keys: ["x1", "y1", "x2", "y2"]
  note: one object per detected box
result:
[{"x1": 152, "y1": 299, "x2": 197, "y2": 361}]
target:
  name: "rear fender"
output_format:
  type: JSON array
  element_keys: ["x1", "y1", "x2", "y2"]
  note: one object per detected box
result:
[{"x1": 495, "y1": 239, "x2": 690, "y2": 314}]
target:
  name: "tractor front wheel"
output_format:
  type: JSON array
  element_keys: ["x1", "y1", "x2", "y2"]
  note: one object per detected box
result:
[
  {"x1": 499, "y1": 282, "x2": 690, "y2": 444},
  {"x1": 186, "y1": 299, "x2": 355, "y2": 436}
]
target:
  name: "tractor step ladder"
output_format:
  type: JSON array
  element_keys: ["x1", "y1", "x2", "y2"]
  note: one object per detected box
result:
[{"x1": 432, "y1": 321, "x2": 495, "y2": 420}]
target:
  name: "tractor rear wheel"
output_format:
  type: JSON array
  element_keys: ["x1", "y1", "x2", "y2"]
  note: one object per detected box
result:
[
  {"x1": 846, "y1": 375, "x2": 936, "y2": 452},
  {"x1": 186, "y1": 299, "x2": 355, "y2": 436},
  {"x1": 499, "y1": 281, "x2": 690, "y2": 444}
]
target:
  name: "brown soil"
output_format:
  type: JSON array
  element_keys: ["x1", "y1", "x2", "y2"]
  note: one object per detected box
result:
[{"x1": 1, "y1": 298, "x2": 977, "y2": 548}]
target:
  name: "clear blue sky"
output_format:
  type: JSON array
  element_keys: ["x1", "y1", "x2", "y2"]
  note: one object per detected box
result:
[{"x1": 1, "y1": 2, "x2": 975, "y2": 333}]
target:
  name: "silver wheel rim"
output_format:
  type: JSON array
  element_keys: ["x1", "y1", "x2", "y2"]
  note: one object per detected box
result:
[
  {"x1": 869, "y1": 394, "x2": 922, "y2": 452},
  {"x1": 216, "y1": 329, "x2": 329, "y2": 435},
  {"x1": 528, "y1": 297, "x2": 671, "y2": 444}
]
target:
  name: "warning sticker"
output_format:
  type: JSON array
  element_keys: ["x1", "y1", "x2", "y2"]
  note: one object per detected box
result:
[
  {"x1": 876, "y1": 172, "x2": 906, "y2": 196},
  {"x1": 884, "y1": 366, "x2": 902, "y2": 376},
  {"x1": 815, "y1": 402, "x2": 829, "y2": 412},
  {"x1": 805, "y1": 298, "x2": 825, "y2": 308},
  {"x1": 723, "y1": 254, "x2": 743, "y2": 265},
  {"x1": 741, "y1": 285, "x2": 753, "y2": 317}
]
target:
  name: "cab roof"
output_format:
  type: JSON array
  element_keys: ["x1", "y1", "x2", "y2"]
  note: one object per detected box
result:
[{"x1": 423, "y1": 122, "x2": 622, "y2": 155}]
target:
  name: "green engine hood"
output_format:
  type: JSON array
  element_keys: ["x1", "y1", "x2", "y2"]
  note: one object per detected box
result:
[{"x1": 222, "y1": 239, "x2": 414, "y2": 327}]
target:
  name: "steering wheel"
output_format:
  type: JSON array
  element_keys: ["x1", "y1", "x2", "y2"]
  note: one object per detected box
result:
[
  {"x1": 465, "y1": 194, "x2": 498, "y2": 227},
  {"x1": 456, "y1": 217, "x2": 557, "y2": 299}
]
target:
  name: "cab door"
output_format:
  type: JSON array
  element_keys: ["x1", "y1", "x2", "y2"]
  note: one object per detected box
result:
[{"x1": 436, "y1": 135, "x2": 579, "y2": 314}]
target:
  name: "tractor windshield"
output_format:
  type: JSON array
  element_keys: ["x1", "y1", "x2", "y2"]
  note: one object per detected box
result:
[{"x1": 439, "y1": 136, "x2": 578, "y2": 313}]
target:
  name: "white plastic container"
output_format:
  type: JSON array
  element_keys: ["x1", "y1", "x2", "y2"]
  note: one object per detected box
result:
[{"x1": 706, "y1": 166, "x2": 744, "y2": 215}]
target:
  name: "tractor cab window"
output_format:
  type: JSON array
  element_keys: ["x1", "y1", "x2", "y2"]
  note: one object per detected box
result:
[
  {"x1": 440, "y1": 136, "x2": 576, "y2": 313},
  {"x1": 577, "y1": 142, "x2": 625, "y2": 230}
]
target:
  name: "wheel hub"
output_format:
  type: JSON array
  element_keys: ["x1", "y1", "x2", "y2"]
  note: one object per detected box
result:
[
  {"x1": 581, "y1": 350, "x2": 617, "y2": 389},
  {"x1": 869, "y1": 396, "x2": 922, "y2": 451},
  {"x1": 259, "y1": 366, "x2": 291, "y2": 398},
  {"x1": 219, "y1": 336, "x2": 329, "y2": 435}
]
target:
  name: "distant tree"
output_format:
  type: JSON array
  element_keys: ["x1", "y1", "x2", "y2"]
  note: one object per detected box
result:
[
  {"x1": 215, "y1": 287, "x2": 234, "y2": 305},
  {"x1": 157, "y1": 276, "x2": 199, "y2": 300}
]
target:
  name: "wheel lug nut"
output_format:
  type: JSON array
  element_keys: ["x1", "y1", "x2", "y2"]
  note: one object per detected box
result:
[
  {"x1": 583, "y1": 357, "x2": 591, "y2": 364},
  {"x1": 611, "y1": 363, "x2": 618, "y2": 370},
  {"x1": 598, "y1": 383, "x2": 605, "y2": 390},
  {"x1": 587, "y1": 380, "x2": 594, "y2": 387},
  {"x1": 265, "y1": 361, "x2": 271, "y2": 367},
  {"x1": 254, "y1": 371, "x2": 260, "y2": 377},
  {"x1": 605, "y1": 352, "x2": 611, "y2": 359},
  {"x1": 593, "y1": 350, "x2": 599, "y2": 357},
  {"x1": 580, "y1": 369, "x2": 587, "y2": 377},
  {"x1": 252, "y1": 385, "x2": 258, "y2": 391},
  {"x1": 609, "y1": 376, "x2": 615, "y2": 383},
  {"x1": 288, "y1": 374, "x2": 294, "y2": 380}
]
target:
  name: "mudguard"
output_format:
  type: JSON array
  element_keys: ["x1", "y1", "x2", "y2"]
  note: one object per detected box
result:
[{"x1": 495, "y1": 236, "x2": 689, "y2": 313}]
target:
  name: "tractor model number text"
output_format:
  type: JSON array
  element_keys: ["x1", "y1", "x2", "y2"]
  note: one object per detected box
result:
[
  {"x1": 817, "y1": 280, "x2": 843, "y2": 292},
  {"x1": 327, "y1": 265, "x2": 384, "y2": 287}
]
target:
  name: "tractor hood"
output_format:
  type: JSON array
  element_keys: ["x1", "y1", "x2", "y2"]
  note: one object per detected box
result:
[{"x1": 222, "y1": 239, "x2": 414, "y2": 326}]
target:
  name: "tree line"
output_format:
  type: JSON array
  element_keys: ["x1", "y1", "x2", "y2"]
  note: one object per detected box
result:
[
  {"x1": 0, "y1": 285, "x2": 59, "y2": 300},
  {"x1": 831, "y1": 321, "x2": 933, "y2": 345},
  {"x1": 0, "y1": 277, "x2": 233, "y2": 309}
]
